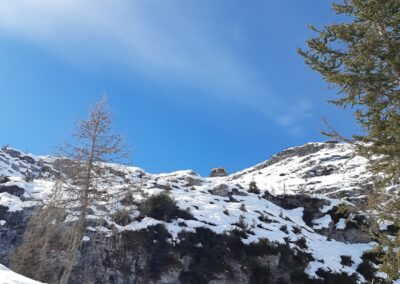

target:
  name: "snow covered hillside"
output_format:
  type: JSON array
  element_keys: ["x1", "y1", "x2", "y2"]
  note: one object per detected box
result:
[
  {"x1": 0, "y1": 142, "x2": 393, "y2": 283},
  {"x1": 0, "y1": 265, "x2": 43, "y2": 284},
  {"x1": 230, "y1": 142, "x2": 372, "y2": 202}
]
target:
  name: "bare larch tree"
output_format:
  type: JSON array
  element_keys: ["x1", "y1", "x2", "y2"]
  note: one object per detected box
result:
[{"x1": 11, "y1": 97, "x2": 128, "y2": 284}]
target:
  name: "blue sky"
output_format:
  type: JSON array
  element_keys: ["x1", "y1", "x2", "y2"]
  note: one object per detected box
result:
[{"x1": 0, "y1": 1, "x2": 359, "y2": 175}]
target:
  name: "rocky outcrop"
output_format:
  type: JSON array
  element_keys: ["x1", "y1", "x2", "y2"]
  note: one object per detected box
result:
[
  {"x1": 0, "y1": 185, "x2": 25, "y2": 197},
  {"x1": 263, "y1": 193, "x2": 329, "y2": 227},
  {"x1": 210, "y1": 183, "x2": 231, "y2": 197},
  {"x1": 0, "y1": 207, "x2": 33, "y2": 267},
  {"x1": 209, "y1": 168, "x2": 227, "y2": 178},
  {"x1": 45, "y1": 226, "x2": 316, "y2": 284}
]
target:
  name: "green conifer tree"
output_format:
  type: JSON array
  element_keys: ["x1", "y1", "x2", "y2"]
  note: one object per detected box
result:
[{"x1": 298, "y1": 0, "x2": 400, "y2": 279}]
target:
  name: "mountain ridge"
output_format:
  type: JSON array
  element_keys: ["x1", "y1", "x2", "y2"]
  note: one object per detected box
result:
[{"x1": 0, "y1": 142, "x2": 392, "y2": 284}]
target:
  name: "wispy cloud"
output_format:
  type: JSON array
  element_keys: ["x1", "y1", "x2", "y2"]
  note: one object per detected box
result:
[
  {"x1": 0, "y1": 0, "x2": 311, "y2": 134},
  {"x1": 277, "y1": 99, "x2": 313, "y2": 137}
]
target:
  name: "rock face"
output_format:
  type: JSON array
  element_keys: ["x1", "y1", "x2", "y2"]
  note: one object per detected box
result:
[
  {"x1": 18, "y1": 224, "x2": 316, "y2": 284},
  {"x1": 0, "y1": 207, "x2": 32, "y2": 267},
  {"x1": 209, "y1": 168, "x2": 228, "y2": 178},
  {"x1": 0, "y1": 144, "x2": 389, "y2": 284}
]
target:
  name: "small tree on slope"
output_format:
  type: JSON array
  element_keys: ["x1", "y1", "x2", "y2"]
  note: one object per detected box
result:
[
  {"x1": 11, "y1": 97, "x2": 128, "y2": 283},
  {"x1": 298, "y1": 0, "x2": 400, "y2": 279}
]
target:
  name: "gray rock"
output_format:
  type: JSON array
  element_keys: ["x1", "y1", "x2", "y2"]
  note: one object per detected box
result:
[
  {"x1": 210, "y1": 184, "x2": 231, "y2": 197},
  {"x1": 184, "y1": 176, "x2": 203, "y2": 186}
]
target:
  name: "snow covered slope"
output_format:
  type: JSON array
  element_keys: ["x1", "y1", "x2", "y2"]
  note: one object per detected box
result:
[
  {"x1": 230, "y1": 142, "x2": 372, "y2": 202},
  {"x1": 0, "y1": 264, "x2": 43, "y2": 284},
  {"x1": 0, "y1": 143, "x2": 390, "y2": 283}
]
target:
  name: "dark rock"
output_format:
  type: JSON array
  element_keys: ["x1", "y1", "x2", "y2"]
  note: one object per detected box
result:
[
  {"x1": 232, "y1": 187, "x2": 248, "y2": 196},
  {"x1": 152, "y1": 183, "x2": 173, "y2": 191},
  {"x1": 20, "y1": 155, "x2": 35, "y2": 164},
  {"x1": 303, "y1": 165, "x2": 336, "y2": 178},
  {"x1": 0, "y1": 176, "x2": 10, "y2": 184},
  {"x1": 0, "y1": 207, "x2": 34, "y2": 266},
  {"x1": 324, "y1": 227, "x2": 371, "y2": 243},
  {"x1": 3, "y1": 148, "x2": 21, "y2": 158},
  {"x1": 263, "y1": 193, "x2": 329, "y2": 227},
  {"x1": 0, "y1": 185, "x2": 25, "y2": 197}
]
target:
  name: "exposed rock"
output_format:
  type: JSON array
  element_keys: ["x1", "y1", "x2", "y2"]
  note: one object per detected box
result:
[
  {"x1": 152, "y1": 183, "x2": 173, "y2": 191},
  {"x1": 263, "y1": 193, "x2": 329, "y2": 226},
  {"x1": 0, "y1": 176, "x2": 10, "y2": 184},
  {"x1": 232, "y1": 187, "x2": 248, "y2": 196},
  {"x1": 20, "y1": 156, "x2": 35, "y2": 165},
  {"x1": 184, "y1": 175, "x2": 203, "y2": 186},
  {"x1": 209, "y1": 168, "x2": 228, "y2": 178},
  {"x1": 3, "y1": 148, "x2": 21, "y2": 159},
  {"x1": 303, "y1": 165, "x2": 336, "y2": 178},
  {"x1": 323, "y1": 227, "x2": 372, "y2": 243},
  {"x1": 0, "y1": 207, "x2": 33, "y2": 267},
  {"x1": 0, "y1": 185, "x2": 25, "y2": 197},
  {"x1": 210, "y1": 183, "x2": 231, "y2": 197}
]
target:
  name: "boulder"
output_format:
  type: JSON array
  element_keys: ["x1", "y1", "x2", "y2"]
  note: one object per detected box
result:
[
  {"x1": 209, "y1": 168, "x2": 228, "y2": 178},
  {"x1": 210, "y1": 184, "x2": 231, "y2": 197}
]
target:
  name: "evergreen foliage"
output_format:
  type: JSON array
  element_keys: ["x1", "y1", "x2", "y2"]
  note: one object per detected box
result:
[
  {"x1": 299, "y1": 0, "x2": 400, "y2": 279},
  {"x1": 140, "y1": 192, "x2": 194, "y2": 222},
  {"x1": 248, "y1": 181, "x2": 260, "y2": 194}
]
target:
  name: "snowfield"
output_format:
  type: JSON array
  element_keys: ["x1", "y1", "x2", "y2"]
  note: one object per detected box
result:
[{"x1": 0, "y1": 265, "x2": 43, "y2": 284}]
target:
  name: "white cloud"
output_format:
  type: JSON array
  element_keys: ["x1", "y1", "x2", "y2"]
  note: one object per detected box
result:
[
  {"x1": 277, "y1": 99, "x2": 313, "y2": 136},
  {"x1": 0, "y1": 0, "x2": 311, "y2": 134}
]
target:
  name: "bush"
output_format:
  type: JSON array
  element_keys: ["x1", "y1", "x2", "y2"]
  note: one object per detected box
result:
[
  {"x1": 112, "y1": 209, "x2": 132, "y2": 226},
  {"x1": 280, "y1": 225, "x2": 289, "y2": 234},
  {"x1": 245, "y1": 238, "x2": 278, "y2": 257},
  {"x1": 116, "y1": 224, "x2": 179, "y2": 280},
  {"x1": 341, "y1": 255, "x2": 353, "y2": 267},
  {"x1": 316, "y1": 269, "x2": 358, "y2": 284},
  {"x1": 250, "y1": 262, "x2": 271, "y2": 284},
  {"x1": 295, "y1": 237, "x2": 308, "y2": 250},
  {"x1": 140, "y1": 192, "x2": 193, "y2": 222},
  {"x1": 178, "y1": 228, "x2": 230, "y2": 281},
  {"x1": 248, "y1": 181, "x2": 260, "y2": 194},
  {"x1": 357, "y1": 259, "x2": 378, "y2": 282},
  {"x1": 292, "y1": 226, "x2": 302, "y2": 234},
  {"x1": 235, "y1": 215, "x2": 249, "y2": 231},
  {"x1": 120, "y1": 191, "x2": 135, "y2": 206}
]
